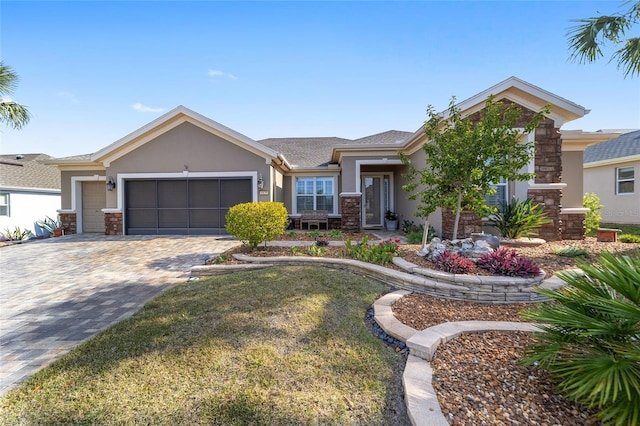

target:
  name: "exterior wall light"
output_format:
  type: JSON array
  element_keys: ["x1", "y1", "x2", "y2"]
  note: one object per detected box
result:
[
  {"x1": 106, "y1": 176, "x2": 116, "y2": 191},
  {"x1": 257, "y1": 173, "x2": 264, "y2": 190}
]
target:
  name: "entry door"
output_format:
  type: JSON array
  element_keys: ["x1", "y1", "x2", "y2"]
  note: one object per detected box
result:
[
  {"x1": 82, "y1": 181, "x2": 106, "y2": 233},
  {"x1": 362, "y1": 176, "x2": 383, "y2": 227}
]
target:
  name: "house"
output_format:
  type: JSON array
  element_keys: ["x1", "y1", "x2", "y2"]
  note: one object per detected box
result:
[
  {"x1": 584, "y1": 130, "x2": 640, "y2": 225},
  {"x1": 47, "y1": 76, "x2": 613, "y2": 241},
  {"x1": 0, "y1": 154, "x2": 61, "y2": 236}
]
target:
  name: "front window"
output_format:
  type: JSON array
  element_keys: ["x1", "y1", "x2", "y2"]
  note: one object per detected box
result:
[
  {"x1": 0, "y1": 193, "x2": 9, "y2": 216},
  {"x1": 616, "y1": 167, "x2": 635, "y2": 194},
  {"x1": 295, "y1": 177, "x2": 335, "y2": 213},
  {"x1": 485, "y1": 178, "x2": 508, "y2": 210}
]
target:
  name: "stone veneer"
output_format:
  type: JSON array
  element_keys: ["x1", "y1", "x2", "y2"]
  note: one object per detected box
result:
[
  {"x1": 441, "y1": 208, "x2": 482, "y2": 240},
  {"x1": 290, "y1": 217, "x2": 341, "y2": 230},
  {"x1": 528, "y1": 187, "x2": 563, "y2": 241},
  {"x1": 59, "y1": 212, "x2": 77, "y2": 235},
  {"x1": 560, "y1": 212, "x2": 586, "y2": 240},
  {"x1": 104, "y1": 212, "x2": 123, "y2": 235},
  {"x1": 340, "y1": 194, "x2": 361, "y2": 233}
]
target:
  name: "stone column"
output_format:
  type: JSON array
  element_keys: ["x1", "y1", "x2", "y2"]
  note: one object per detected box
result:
[
  {"x1": 340, "y1": 193, "x2": 361, "y2": 233},
  {"x1": 441, "y1": 208, "x2": 482, "y2": 240},
  {"x1": 104, "y1": 212, "x2": 123, "y2": 235},
  {"x1": 527, "y1": 185, "x2": 563, "y2": 241},
  {"x1": 560, "y1": 208, "x2": 588, "y2": 240},
  {"x1": 58, "y1": 212, "x2": 77, "y2": 235}
]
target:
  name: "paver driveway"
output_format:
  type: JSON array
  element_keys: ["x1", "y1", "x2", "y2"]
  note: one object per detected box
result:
[{"x1": 0, "y1": 234, "x2": 239, "y2": 396}]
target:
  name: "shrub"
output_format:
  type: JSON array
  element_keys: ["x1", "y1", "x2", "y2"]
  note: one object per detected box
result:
[
  {"x1": 619, "y1": 234, "x2": 640, "y2": 243},
  {"x1": 326, "y1": 229, "x2": 344, "y2": 238},
  {"x1": 315, "y1": 238, "x2": 329, "y2": 247},
  {"x1": 406, "y1": 231, "x2": 423, "y2": 244},
  {"x1": 1, "y1": 227, "x2": 32, "y2": 241},
  {"x1": 477, "y1": 247, "x2": 541, "y2": 277},
  {"x1": 344, "y1": 236, "x2": 400, "y2": 265},
  {"x1": 432, "y1": 250, "x2": 476, "y2": 274},
  {"x1": 225, "y1": 202, "x2": 289, "y2": 248},
  {"x1": 487, "y1": 197, "x2": 550, "y2": 239},
  {"x1": 522, "y1": 252, "x2": 640, "y2": 425},
  {"x1": 583, "y1": 192, "x2": 603, "y2": 235},
  {"x1": 306, "y1": 243, "x2": 327, "y2": 256},
  {"x1": 308, "y1": 229, "x2": 322, "y2": 239},
  {"x1": 553, "y1": 245, "x2": 590, "y2": 258},
  {"x1": 36, "y1": 215, "x2": 62, "y2": 235}
]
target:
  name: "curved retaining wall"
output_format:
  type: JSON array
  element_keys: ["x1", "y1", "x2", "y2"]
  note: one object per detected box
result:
[{"x1": 191, "y1": 254, "x2": 567, "y2": 304}]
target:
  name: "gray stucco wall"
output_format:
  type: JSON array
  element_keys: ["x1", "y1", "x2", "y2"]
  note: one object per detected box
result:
[
  {"x1": 60, "y1": 170, "x2": 105, "y2": 210},
  {"x1": 106, "y1": 122, "x2": 274, "y2": 208},
  {"x1": 562, "y1": 151, "x2": 584, "y2": 208}
]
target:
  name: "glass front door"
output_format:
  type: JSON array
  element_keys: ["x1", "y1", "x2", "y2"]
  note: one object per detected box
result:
[{"x1": 362, "y1": 176, "x2": 382, "y2": 227}]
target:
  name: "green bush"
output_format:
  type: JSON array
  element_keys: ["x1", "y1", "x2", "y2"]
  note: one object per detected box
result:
[
  {"x1": 326, "y1": 229, "x2": 344, "y2": 238},
  {"x1": 553, "y1": 245, "x2": 590, "y2": 258},
  {"x1": 619, "y1": 234, "x2": 640, "y2": 243},
  {"x1": 225, "y1": 202, "x2": 289, "y2": 248},
  {"x1": 344, "y1": 236, "x2": 400, "y2": 265},
  {"x1": 583, "y1": 192, "x2": 603, "y2": 235},
  {"x1": 487, "y1": 197, "x2": 550, "y2": 239},
  {"x1": 522, "y1": 252, "x2": 640, "y2": 425},
  {"x1": 1, "y1": 227, "x2": 32, "y2": 241}
]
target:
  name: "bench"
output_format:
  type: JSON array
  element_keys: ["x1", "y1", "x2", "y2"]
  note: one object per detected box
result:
[
  {"x1": 597, "y1": 228, "x2": 622, "y2": 242},
  {"x1": 300, "y1": 210, "x2": 329, "y2": 230}
]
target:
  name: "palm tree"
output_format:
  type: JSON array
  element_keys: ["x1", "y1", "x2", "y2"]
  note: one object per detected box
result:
[
  {"x1": 0, "y1": 62, "x2": 31, "y2": 130},
  {"x1": 567, "y1": 0, "x2": 640, "y2": 78}
]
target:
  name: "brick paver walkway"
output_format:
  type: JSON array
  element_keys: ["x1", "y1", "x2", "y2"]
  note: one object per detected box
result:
[{"x1": 0, "y1": 234, "x2": 238, "y2": 396}]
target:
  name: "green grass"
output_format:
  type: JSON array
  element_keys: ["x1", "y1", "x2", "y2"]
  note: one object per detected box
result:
[{"x1": 0, "y1": 267, "x2": 405, "y2": 425}]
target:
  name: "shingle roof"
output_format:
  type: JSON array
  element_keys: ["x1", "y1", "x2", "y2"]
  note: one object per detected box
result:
[
  {"x1": 584, "y1": 130, "x2": 640, "y2": 163},
  {"x1": 0, "y1": 154, "x2": 61, "y2": 190},
  {"x1": 259, "y1": 130, "x2": 412, "y2": 168}
]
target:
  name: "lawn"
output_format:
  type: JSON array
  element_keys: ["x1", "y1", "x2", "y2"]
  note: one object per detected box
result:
[{"x1": 0, "y1": 267, "x2": 407, "y2": 425}]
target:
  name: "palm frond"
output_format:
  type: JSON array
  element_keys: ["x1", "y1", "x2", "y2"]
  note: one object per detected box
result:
[{"x1": 0, "y1": 101, "x2": 30, "y2": 130}]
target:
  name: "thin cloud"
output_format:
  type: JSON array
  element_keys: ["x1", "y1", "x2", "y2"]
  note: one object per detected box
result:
[
  {"x1": 57, "y1": 91, "x2": 80, "y2": 103},
  {"x1": 132, "y1": 103, "x2": 165, "y2": 113},
  {"x1": 208, "y1": 69, "x2": 238, "y2": 80}
]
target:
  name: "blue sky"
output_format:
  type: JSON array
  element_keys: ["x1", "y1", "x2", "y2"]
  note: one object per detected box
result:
[{"x1": 1, "y1": 1, "x2": 639, "y2": 158}]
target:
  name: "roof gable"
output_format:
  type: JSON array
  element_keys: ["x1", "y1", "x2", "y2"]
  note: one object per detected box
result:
[{"x1": 91, "y1": 106, "x2": 283, "y2": 167}]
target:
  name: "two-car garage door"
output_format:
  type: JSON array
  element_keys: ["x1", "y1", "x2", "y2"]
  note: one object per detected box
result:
[{"x1": 125, "y1": 178, "x2": 252, "y2": 235}]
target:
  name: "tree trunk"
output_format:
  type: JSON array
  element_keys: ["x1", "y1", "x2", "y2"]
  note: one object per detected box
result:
[{"x1": 452, "y1": 191, "x2": 463, "y2": 240}]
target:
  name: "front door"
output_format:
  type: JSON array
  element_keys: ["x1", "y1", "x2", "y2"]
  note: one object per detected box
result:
[
  {"x1": 82, "y1": 181, "x2": 106, "y2": 233},
  {"x1": 362, "y1": 176, "x2": 383, "y2": 227}
]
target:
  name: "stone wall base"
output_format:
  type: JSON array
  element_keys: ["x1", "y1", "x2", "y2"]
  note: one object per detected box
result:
[
  {"x1": 527, "y1": 188, "x2": 562, "y2": 241},
  {"x1": 340, "y1": 194, "x2": 361, "y2": 233},
  {"x1": 290, "y1": 217, "x2": 341, "y2": 230},
  {"x1": 105, "y1": 212, "x2": 123, "y2": 235},
  {"x1": 59, "y1": 213, "x2": 77, "y2": 235},
  {"x1": 560, "y1": 212, "x2": 586, "y2": 240}
]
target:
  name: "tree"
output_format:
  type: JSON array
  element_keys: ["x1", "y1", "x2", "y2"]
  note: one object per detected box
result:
[
  {"x1": 400, "y1": 95, "x2": 548, "y2": 240},
  {"x1": 567, "y1": 0, "x2": 640, "y2": 78},
  {"x1": 0, "y1": 62, "x2": 31, "y2": 130}
]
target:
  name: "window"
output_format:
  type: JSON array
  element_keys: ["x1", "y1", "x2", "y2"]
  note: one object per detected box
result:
[
  {"x1": 295, "y1": 177, "x2": 335, "y2": 213},
  {"x1": 485, "y1": 178, "x2": 508, "y2": 209},
  {"x1": 0, "y1": 193, "x2": 9, "y2": 216},
  {"x1": 616, "y1": 167, "x2": 635, "y2": 194}
]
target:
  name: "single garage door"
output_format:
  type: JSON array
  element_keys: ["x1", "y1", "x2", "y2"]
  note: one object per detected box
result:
[{"x1": 125, "y1": 178, "x2": 252, "y2": 235}]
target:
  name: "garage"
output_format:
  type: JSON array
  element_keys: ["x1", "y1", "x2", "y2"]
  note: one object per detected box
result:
[{"x1": 125, "y1": 178, "x2": 252, "y2": 235}]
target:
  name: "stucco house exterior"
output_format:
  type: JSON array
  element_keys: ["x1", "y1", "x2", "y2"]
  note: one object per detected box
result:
[
  {"x1": 48, "y1": 76, "x2": 610, "y2": 241},
  {"x1": 584, "y1": 130, "x2": 640, "y2": 225},
  {"x1": 0, "y1": 154, "x2": 61, "y2": 236}
]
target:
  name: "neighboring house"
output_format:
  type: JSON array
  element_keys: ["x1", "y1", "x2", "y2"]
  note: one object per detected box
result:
[
  {"x1": 47, "y1": 76, "x2": 618, "y2": 241},
  {"x1": 584, "y1": 130, "x2": 640, "y2": 225},
  {"x1": 0, "y1": 154, "x2": 61, "y2": 236}
]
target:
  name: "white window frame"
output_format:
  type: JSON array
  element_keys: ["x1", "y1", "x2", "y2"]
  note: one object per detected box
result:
[
  {"x1": 0, "y1": 192, "x2": 9, "y2": 216},
  {"x1": 292, "y1": 175, "x2": 338, "y2": 215},
  {"x1": 616, "y1": 166, "x2": 635, "y2": 195}
]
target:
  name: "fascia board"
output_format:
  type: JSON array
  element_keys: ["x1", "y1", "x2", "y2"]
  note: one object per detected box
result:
[
  {"x1": 561, "y1": 130, "x2": 625, "y2": 152},
  {"x1": 0, "y1": 186, "x2": 61, "y2": 194},
  {"x1": 584, "y1": 155, "x2": 640, "y2": 168},
  {"x1": 331, "y1": 145, "x2": 405, "y2": 163},
  {"x1": 57, "y1": 164, "x2": 106, "y2": 172}
]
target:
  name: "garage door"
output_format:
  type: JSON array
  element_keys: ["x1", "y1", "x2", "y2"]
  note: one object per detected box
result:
[{"x1": 125, "y1": 178, "x2": 252, "y2": 235}]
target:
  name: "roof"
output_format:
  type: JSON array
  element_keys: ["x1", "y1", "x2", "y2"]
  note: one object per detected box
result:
[
  {"x1": 584, "y1": 130, "x2": 640, "y2": 163},
  {"x1": 260, "y1": 130, "x2": 412, "y2": 168},
  {"x1": 0, "y1": 154, "x2": 61, "y2": 191}
]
